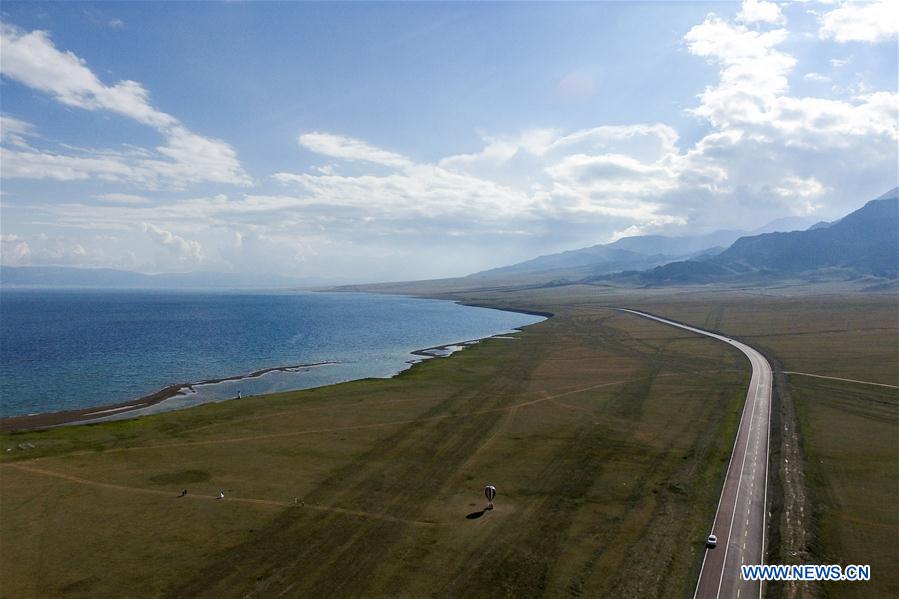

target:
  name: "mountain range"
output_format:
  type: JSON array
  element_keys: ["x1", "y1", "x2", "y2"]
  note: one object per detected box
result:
[
  {"x1": 2, "y1": 190, "x2": 895, "y2": 291},
  {"x1": 472, "y1": 214, "x2": 823, "y2": 281},
  {"x1": 618, "y1": 188, "x2": 897, "y2": 286}
]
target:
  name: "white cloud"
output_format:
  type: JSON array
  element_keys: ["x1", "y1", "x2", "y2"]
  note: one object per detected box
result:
[
  {"x1": 0, "y1": 233, "x2": 101, "y2": 267},
  {"x1": 0, "y1": 24, "x2": 250, "y2": 188},
  {"x1": 738, "y1": 0, "x2": 786, "y2": 25},
  {"x1": 684, "y1": 14, "x2": 898, "y2": 147},
  {"x1": 299, "y1": 132, "x2": 412, "y2": 168},
  {"x1": 819, "y1": 0, "x2": 898, "y2": 43},
  {"x1": 0, "y1": 146, "x2": 133, "y2": 181},
  {"x1": 803, "y1": 72, "x2": 831, "y2": 83},
  {"x1": 148, "y1": 126, "x2": 250, "y2": 186},
  {"x1": 437, "y1": 129, "x2": 557, "y2": 174},
  {"x1": 142, "y1": 223, "x2": 203, "y2": 263},
  {"x1": 95, "y1": 193, "x2": 152, "y2": 204},
  {"x1": 773, "y1": 176, "x2": 826, "y2": 199},
  {"x1": 685, "y1": 17, "x2": 795, "y2": 130},
  {"x1": 829, "y1": 57, "x2": 850, "y2": 67},
  {"x1": 2, "y1": 6, "x2": 896, "y2": 279},
  {"x1": 772, "y1": 176, "x2": 827, "y2": 213},
  {"x1": 0, "y1": 114, "x2": 37, "y2": 147},
  {"x1": 275, "y1": 165, "x2": 532, "y2": 218},
  {"x1": 669, "y1": 5, "x2": 898, "y2": 227},
  {"x1": 0, "y1": 24, "x2": 174, "y2": 128},
  {"x1": 278, "y1": 122, "x2": 691, "y2": 233},
  {"x1": 0, "y1": 234, "x2": 32, "y2": 265},
  {"x1": 0, "y1": 126, "x2": 251, "y2": 188}
]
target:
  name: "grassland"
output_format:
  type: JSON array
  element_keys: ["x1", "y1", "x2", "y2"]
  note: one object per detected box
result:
[
  {"x1": 791, "y1": 377, "x2": 897, "y2": 598},
  {"x1": 371, "y1": 285, "x2": 899, "y2": 597},
  {"x1": 623, "y1": 292, "x2": 899, "y2": 599},
  {"x1": 1, "y1": 304, "x2": 749, "y2": 598},
  {"x1": 1, "y1": 288, "x2": 895, "y2": 598}
]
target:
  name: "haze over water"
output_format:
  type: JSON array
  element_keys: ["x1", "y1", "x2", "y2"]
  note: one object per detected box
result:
[{"x1": 0, "y1": 290, "x2": 543, "y2": 418}]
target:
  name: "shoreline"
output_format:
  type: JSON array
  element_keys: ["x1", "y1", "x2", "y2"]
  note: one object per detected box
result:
[
  {"x1": 0, "y1": 304, "x2": 550, "y2": 434},
  {"x1": 0, "y1": 361, "x2": 338, "y2": 434}
]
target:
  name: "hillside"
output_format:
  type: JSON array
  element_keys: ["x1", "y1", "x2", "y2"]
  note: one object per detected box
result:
[
  {"x1": 617, "y1": 189, "x2": 898, "y2": 286},
  {"x1": 711, "y1": 189, "x2": 898, "y2": 278},
  {"x1": 471, "y1": 245, "x2": 673, "y2": 279},
  {"x1": 470, "y1": 215, "x2": 822, "y2": 282}
]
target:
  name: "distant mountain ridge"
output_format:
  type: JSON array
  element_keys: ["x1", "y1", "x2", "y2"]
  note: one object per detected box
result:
[
  {"x1": 472, "y1": 215, "x2": 819, "y2": 280},
  {"x1": 5, "y1": 191, "x2": 894, "y2": 292},
  {"x1": 605, "y1": 229, "x2": 745, "y2": 256},
  {"x1": 0, "y1": 266, "x2": 319, "y2": 289},
  {"x1": 329, "y1": 187, "x2": 897, "y2": 296},
  {"x1": 471, "y1": 245, "x2": 672, "y2": 279},
  {"x1": 626, "y1": 188, "x2": 898, "y2": 285},
  {"x1": 712, "y1": 191, "x2": 897, "y2": 276}
]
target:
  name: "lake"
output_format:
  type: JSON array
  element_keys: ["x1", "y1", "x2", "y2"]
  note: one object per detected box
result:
[{"x1": 0, "y1": 289, "x2": 544, "y2": 419}]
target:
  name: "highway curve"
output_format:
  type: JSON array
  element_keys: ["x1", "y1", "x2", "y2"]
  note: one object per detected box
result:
[{"x1": 615, "y1": 309, "x2": 772, "y2": 599}]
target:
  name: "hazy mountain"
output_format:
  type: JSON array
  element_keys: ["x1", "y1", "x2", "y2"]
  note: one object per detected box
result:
[
  {"x1": 0, "y1": 266, "x2": 320, "y2": 289},
  {"x1": 711, "y1": 189, "x2": 897, "y2": 277},
  {"x1": 471, "y1": 245, "x2": 673, "y2": 279},
  {"x1": 749, "y1": 215, "x2": 820, "y2": 235},
  {"x1": 606, "y1": 229, "x2": 746, "y2": 256},
  {"x1": 807, "y1": 221, "x2": 832, "y2": 231},
  {"x1": 471, "y1": 216, "x2": 819, "y2": 280},
  {"x1": 624, "y1": 189, "x2": 898, "y2": 285}
]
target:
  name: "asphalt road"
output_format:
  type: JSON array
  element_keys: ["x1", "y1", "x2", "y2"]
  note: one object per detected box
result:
[{"x1": 615, "y1": 309, "x2": 772, "y2": 599}]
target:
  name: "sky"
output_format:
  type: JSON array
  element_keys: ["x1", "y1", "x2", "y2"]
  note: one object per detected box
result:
[{"x1": 0, "y1": 1, "x2": 896, "y2": 282}]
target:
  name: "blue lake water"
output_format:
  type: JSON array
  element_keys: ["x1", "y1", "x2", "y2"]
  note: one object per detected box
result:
[{"x1": 0, "y1": 289, "x2": 544, "y2": 419}]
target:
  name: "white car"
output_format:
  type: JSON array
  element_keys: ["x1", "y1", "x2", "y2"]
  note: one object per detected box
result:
[{"x1": 706, "y1": 534, "x2": 718, "y2": 548}]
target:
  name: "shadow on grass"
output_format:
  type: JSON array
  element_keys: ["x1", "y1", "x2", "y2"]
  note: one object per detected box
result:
[{"x1": 467, "y1": 505, "x2": 495, "y2": 519}]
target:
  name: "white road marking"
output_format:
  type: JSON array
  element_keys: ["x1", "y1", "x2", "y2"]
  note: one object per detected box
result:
[{"x1": 612, "y1": 309, "x2": 772, "y2": 599}]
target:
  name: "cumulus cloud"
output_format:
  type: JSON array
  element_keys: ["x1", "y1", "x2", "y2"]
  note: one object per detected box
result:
[
  {"x1": 2, "y1": 1, "x2": 896, "y2": 279},
  {"x1": 0, "y1": 24, "x2": 250, "y2": 188},
  {"x1": 772, "y1": 176, "x2": 827, "y2": 214},
  {"x1": 737, "y1": 0, "x2": 786, "y2": 25},
  {"x1": 267, "y1": 0, "x2": 896, "y2": 244},
  {"x1": 142, "y1": 223, "x2": 203, "y2": 264},
  {"x1": 278, "y1": 122, "x2": 691, "y2": 233},
  {"x1": 685, "y1": 17, "x2": 795, "y2": 129},
  {"x1": 0, "y1": 233, "x2": 105, "y2": 267},
  {"x1": 0, "y1": 234, "x2": 32, "y2": 265},
  {"x1": 818, "y1": 0, "x2": 898, "y2": 43},
  {"x1": 684, "y1": 10, "x2": 897, "y2": 146}
]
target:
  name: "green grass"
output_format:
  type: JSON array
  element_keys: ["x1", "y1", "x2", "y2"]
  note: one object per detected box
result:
[
  {"x1": 4, "y1": 290, "x2": 894, "y2": 598},
  {"x1": 1, "y1": 307, "x2": 747, "y2": 598},
  {"x1": 598, "y1": 292, "x2": 899, "y2": 598},
  {"x1": 793, "y1": 378, "x2": 898, "y2": 599}
]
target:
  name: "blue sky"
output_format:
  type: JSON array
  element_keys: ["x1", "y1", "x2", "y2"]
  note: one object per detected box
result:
[{"x1": 1, "y1": 1, "x2": 896, "y2": 281}]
